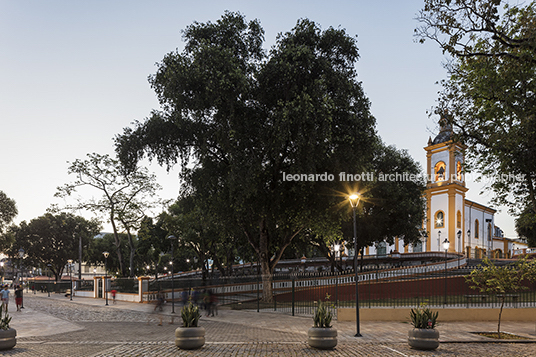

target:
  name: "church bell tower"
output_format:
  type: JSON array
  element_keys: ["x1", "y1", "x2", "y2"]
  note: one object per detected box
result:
[{"x1": 424, "y1": 119, "x2": 467, "y2": 253}]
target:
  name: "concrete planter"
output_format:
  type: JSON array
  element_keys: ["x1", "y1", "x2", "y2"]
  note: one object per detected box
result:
[
  {"x1": 175, "y1": 326, "x2": 205, "y2": 350},
  {"x1": 0, "y1": 328, "x2": 16, "y2": 350},
  {"x1": 408, "y1": 328, "x2": 439, "y2": 350},
  {"x1": 307, "y1": 327, "x2": 337, "y2": 350}
]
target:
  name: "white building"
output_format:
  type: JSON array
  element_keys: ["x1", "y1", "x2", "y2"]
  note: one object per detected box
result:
[{"x1": 361, "y1": 120, "x2": 525, "y2": 258}]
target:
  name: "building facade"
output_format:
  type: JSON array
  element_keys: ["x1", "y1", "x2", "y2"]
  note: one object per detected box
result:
[{"x1": 362, "y1": 120, "x2": 524, "y2": 258}]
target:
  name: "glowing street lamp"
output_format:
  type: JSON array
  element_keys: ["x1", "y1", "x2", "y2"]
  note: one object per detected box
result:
[
  {"x1": 442, "y1": 238, "x2": 450, "y2": 305},
  {"x1": 467, "y1": 230, "x2": 471, "y2": 258},
  {"x1": 334, "y1": 242, "x2": 340, "y2": 265},
  {"x1": 103, "y1": 251, "x2": 109, "y2": 306},
  {"x1": 348, "y1": 193, "x2": 362, "y2": 337}
]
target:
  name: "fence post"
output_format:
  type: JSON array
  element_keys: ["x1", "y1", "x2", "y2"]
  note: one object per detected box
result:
[
  {"x1": 292, "y1": 277, "x2": 295, "y2": 316},
  {"x1": 93, "y1": 276, "x2": 99, "y2": 299},
  {"x1": 138, "y1": 276, "x2": 149, "y2": 303},
  {"x1": 257, "y1": 273, "x2": 260, "y2": 313},
  {"x1": 335, "y1": 274, "x2": 338, "y2": 308}
]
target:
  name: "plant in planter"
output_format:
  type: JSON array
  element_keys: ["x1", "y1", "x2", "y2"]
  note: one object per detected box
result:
[
  {"x1": 307, "y1": 298, "x2": 337, "y2": 350},
  {"x1": 175, "y1": 301, "x2": 205, "y2": 350},
  {"x1": 408, "y1": 304, "x2": 439, "y2": 350},
  {"x1": 0, "y1": 303, "x2": 16, "y2": 350}
]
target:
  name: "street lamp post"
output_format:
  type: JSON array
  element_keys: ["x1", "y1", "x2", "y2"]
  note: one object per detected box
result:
[
  {"x1": 349, "y1": 193, "x2": 362, "y2": 337},
  {"x1": 442, "y1": 238, "x2": 449, "y2": 306},
  {"x1": 167, "y1": 235, "x2": 177, "y2": 314},
  {"x1": 18, "y1": 248, "x2": 24, "y2": 286},
  {"x1": 334, "y1": 242, "x2": 340, "y2": 272},
  {"x1": 67, "y1": 259, "x2": 73, "y2": 300},
  {"x1": 457, "y1": 230, "x2": 462, "y2": 269},
  {"x1": 47, "y1": 264, "x2": 51, "y2": 297},
  {"x1": 422, "y1": 232, "x2": 428, "y2": 252},
  {"x1": 18, "y1": 248, "x2": 24, "y2": 309},
  {"x1": 467, "y1": 229, "x2": 471, "y2": 258},
  {"x1": 103, "y1": 251, "x2": 109, "y2": 306}
]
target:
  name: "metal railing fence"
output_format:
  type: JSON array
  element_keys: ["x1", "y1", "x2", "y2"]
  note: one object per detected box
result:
[{"x1": 139, "y1": 262, "x2": 536, "y2": 316}]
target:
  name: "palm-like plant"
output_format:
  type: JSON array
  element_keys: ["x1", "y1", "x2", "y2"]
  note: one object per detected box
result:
[{"x1": 181, "y1": 300, "x2": 200, "y2": 327}]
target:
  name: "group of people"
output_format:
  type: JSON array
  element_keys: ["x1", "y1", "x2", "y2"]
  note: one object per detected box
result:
[
  {"x1": 152, "y1": 288, "x2": 219, "y2": 316},
  {"x1": 1, "y1": 284, "x2": 24, "y2": 312},
  {"x1": 187, "y1": 289, "x2": 218, "y2": 317}
]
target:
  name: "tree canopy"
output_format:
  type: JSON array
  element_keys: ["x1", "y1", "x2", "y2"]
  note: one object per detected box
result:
[
  {"x1": 416, "y1": 0, "x2": 536, "y2": 241},
  {"x1": 54, "y1": 152, "x2": 163, "y2": 276},
  {"x1": 466, "y1": 257, "x2": 536, "y2": 338},
  {"x1": 0, "y1": 191, "x2": 17, "y2": 232},
  {"x1": 6, "y1": 213, "x2": 100, "y2": 281},
  {"x1": 116, "y1": 12, "x2": 425, "y2": 299}
]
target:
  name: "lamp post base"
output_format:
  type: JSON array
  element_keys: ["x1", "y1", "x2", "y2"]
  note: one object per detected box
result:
[{"x1": 355, "y1": 333, "x2": 362, "y2": 337}]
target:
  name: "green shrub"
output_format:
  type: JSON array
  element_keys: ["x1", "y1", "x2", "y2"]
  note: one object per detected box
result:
[
  {"x1": 410, "y1": 304, "x2": 438, "y2": 329},
  {"x1": 181, "y1": 301, "x2": 200, "y2": 327},
  {"x1": 313, "y1": 300, "x2": 333, "y2": 328},
  {"x1": 0, "y1": 303, "x2": 11, "y2": 330}
]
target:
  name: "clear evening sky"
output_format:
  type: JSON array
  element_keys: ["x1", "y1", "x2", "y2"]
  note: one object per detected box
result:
[{"x1": 0, "y1": 0, "x2": 516, "y2": 237}]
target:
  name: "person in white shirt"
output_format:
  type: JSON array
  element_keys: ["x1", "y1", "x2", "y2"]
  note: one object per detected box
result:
[{"x1": 1, "y1": 285, "x2": 10, "y2": 312}]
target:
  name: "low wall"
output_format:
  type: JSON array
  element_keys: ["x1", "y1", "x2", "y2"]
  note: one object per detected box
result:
[
  {"x1": 75, "y1": 291, "x2": 93, "y2": 298},
  {"x1": 338, "y1": 307, "x2": 536, "y2": 322},
  {"x1": 116, "y1": 292, "x2": 138, "y2": 303}
]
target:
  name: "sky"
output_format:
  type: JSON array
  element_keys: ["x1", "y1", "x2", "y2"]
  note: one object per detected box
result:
[{"x1": 0, "y1": 0, "x2": 517, "y2": 237}]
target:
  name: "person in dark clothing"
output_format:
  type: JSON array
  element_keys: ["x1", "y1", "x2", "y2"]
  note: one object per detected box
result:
[{"x1": 15, "y1": 285, "x2": 23, "y2": 312}]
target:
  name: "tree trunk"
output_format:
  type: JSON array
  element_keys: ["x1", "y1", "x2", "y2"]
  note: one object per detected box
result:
[
  {"x1": 258, "y1": 218, "x2": 273, "y2": 302},
  {"x1": 213, "y1": 255, "x2": 226, "y2": 277},
  {"x1": 244, "y1": 218, "x2": 303, "y2": 303},
  {"x1": 498, "y1": 298, "x2": 505, "y2": 339},
  {"x1": 110, "y1": 214, "x2": 125, "y2": 276},
  {"x1": 198, "y1": 250, "x2": 208, "y2": 281},
  {"x1": 260, "y1": 269, "x2": 273, "y2": 302},
  {"x1": 226, "y1": 249, "x2": 234, "y2": 276},
  {"x1": 123, "y1": 226, "x2": 135, "y2": 277}
]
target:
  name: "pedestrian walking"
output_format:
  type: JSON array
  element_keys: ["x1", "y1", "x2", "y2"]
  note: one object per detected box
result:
[
  {"x1": 148, "y1": 291, "x2": 166, "y2": 326},
  {"x1": 1, "y1": 285, "x2": 9, "y2": 312},
  {"x1": 111, "y1": 289, "x2": 117, "y2": 304},
  {"x1": 154, "y1": 292, "x2": 164, "y2": 312},
  {"x1": 15, "y1": 285, "x2": 23, "y2": 312},
  {"x1": 181, "y1": 290, "x2": 188, "y2": 307},
  {"x1": 210, "y1": 290, "x2": 218, "y2": 316},
  {"x1": 203, "y1": 289, "x2": 210, "y2": 316}
]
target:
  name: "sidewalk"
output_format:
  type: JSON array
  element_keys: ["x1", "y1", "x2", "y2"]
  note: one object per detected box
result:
[{"x1": 4, "y1": 292, "x2": 536, "y2": 356}]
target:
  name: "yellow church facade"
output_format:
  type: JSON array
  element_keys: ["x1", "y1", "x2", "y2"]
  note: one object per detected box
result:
[{"x1": 363, "y1": 121, "x2": 526, "y2": 258}]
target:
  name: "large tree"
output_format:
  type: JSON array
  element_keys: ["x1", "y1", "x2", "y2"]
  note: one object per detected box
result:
[
  {"x1": 9, "y1": 213, "x2": 100, "y2": 281},
  {"x1": 54, "y1": 153, "x2": 163, "y2": 276},
  {"x1": 355, "y1": 144, "x2": 426, "y2": 253},
  {"x1": 116, "y1": 12, "x2": 378, "y2": 300},
  {"x1": 415, "y1": 0, "x2": 536, "y2": 238}
]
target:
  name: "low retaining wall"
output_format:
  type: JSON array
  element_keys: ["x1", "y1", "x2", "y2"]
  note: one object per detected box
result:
[
  {"x1": 338, "y1": 307, "x2": 536, "y2": 322},
  {"x1": 75, "y1": 291, "x2": 92, "y2": 298}
]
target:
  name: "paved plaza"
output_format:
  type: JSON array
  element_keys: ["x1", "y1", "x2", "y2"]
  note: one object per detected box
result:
[{"x1": 3, "y1": 292, "x2": 536, "y2": 356}]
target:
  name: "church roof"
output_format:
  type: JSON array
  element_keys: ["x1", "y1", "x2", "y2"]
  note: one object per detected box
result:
[{"x1": 432, "y1": 118, "x2": 453, "y2": 145}]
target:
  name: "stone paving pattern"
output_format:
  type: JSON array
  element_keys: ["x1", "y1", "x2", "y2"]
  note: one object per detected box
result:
[{"x1": 3, "y1": 293, "x2": 536, "y2": 356}]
